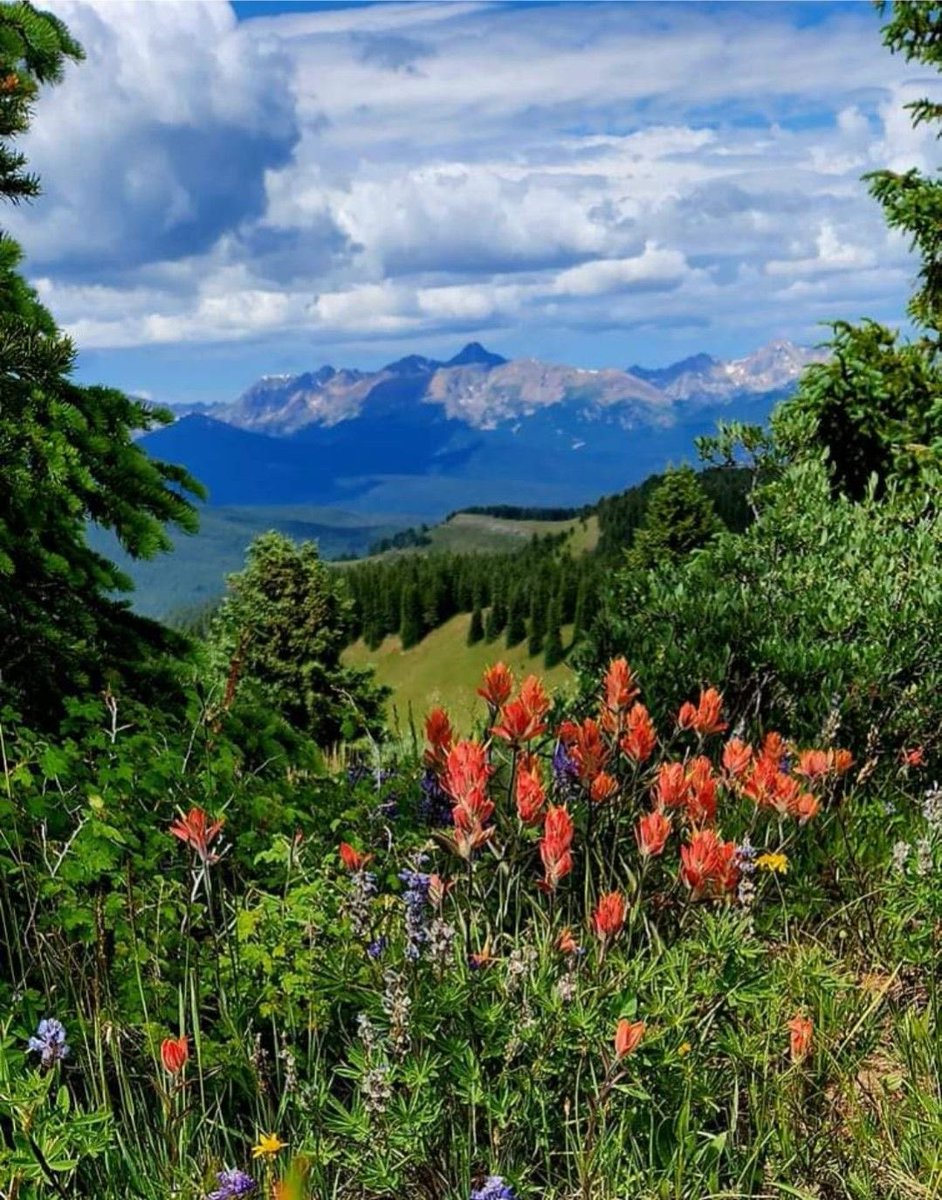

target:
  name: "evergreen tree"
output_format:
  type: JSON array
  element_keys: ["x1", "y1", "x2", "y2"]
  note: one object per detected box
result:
[
  {"x1": 572, "y1": 577, "x2": 589, "y2": 644},
  {"x1": 0, "y1": 6, "x2": 204, "y2": 723},
  {"x1": 211, "y1": 532, "x2": 385, "y2": 744},
  {"x1": 485, "y1": 589, "x2": 506, "y2": 642},
  {"x1": 626, "y1": 467, "x2": 722, "y2": 571},
  {"x1": 505, "y1": 589, "x2": 527, "y2": 648},
  {"x1": 467, "y1": 605, "x2": 485, "y2": 646},
  {"x1": 543, "y1": 603, "x2": 565, "y2": 669},
  {"x1": 400, "y1": 582, "x2": 425, "y2": 650},
  {"x1": 527, "y1": 589, "x2": 545, "y2": 657}
]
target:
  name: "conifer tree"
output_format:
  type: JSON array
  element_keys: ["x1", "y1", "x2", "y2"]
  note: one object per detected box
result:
[
  {"x1": 505, "y1": 589, "x2": 527, "y2": 648},
  {"x1": 527, "y1": 589, "x2": 545, "y2": 657},
  {"x1": 485, "y1": 588, "x2": 506, "y2": 642},
  {"x1": 626, "y1": 467, "x2": 722, "y2": 571},
  {"x1": 543, "y1": 602, "x2": 565, "y2": 669},
  {"x1": 0, "y1": 5, "x2": 205, "y2": 723},
  {"x1": 400, "y1": 582, "x2": 425, "y2": 649},
  {"x1": 467, "y1": 605, "x2": 485, "y2": 646}
]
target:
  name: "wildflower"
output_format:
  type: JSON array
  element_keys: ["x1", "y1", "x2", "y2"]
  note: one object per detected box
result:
[
  {"x1": 478, "y1": 662, "x2": 515, "y2": 710},
  {"x1": 424, "y1": 707, "x2": 454, "y2": 773},
  {"x1": 591, "y1": 891, "x2": 627, "y2": 942},
  {"x1": 169, "y1": 807, "x2": 224, "y2": 863},
  {"x1": 620, "y1": 702, "x2": 656, "y2": 763},
  {"x1": 722, "y1": 737, "x2": 753, "y2": 779},
  {"x1": 677, "y1": 687, "x2": 727, "y2": 736},
  {"x1": 891, "y1": 840, "x2": 910, "y2": 872},
  {"x1": 830, "y1": 749, "x2": 854, "y2": 775},
  {"x1": 207, "y1": 1169, "x2": 257, "y2": 1200},
  {"x1": 788, "y1": 1014, "x2": 813, "y2": 1062},
  {"x1": 902, "y1": 746, "x2": 926, "y2": 768},
  {"x1": 339, "y1": 842, "x2": 373, "y2": 872},
  {"x1": 756, "y1": 852, "x2": 789, "y2": 875},
  {"x1": 366, "y1": 937, "x2": 387, "y2": 961},
  {"x1": 418, "y1": 768, "x2": 453, "y2": 827},
  {"x1": 469, "y1": 940, "x2": 497, "y2": 969},
  {"x1": 680, "y1": 829, "x2": 739, "y2": 899},
  {"x1": 684, "y1": 756, "x2": 718, "y2": 825},
  {"x1": 382, "y1": 968, "x2": 412, "y2": 1057},
  {"x1": 160, "y1": 1035, "x2": 189, "y2": 1074},
  {"x1": 551, "y1": 738, "x2": 579, "y2": 786},
  {"x1": 399, "y1": 868, "x2": 431, "y2": 961},
  {"x1": 636, "y1": 809, "x2": 671, "y2": 857},
  {"x1": 614, "y1": 1018, "x2": 645, "y2": 1059},
  {"x1": 428, "y1": 916, "x2": 457, "y2": 964},
  {"x1": 444, "y1": 740, "x2": 494, "y2": 858},
  {"x1": 601, "y1": 657, "x2": 640, "y2": 730},
  {"x1": 345, "y1": 868, "x2": 377, "y2": 941},
  {"x1": 923, "y1": 784, "x2": 942, "y2": 835},
  {"x1": 556, "y1": 927, "x2": 580, "y2": 955},
  {"x1": 654, "y1": 761, "x2": 687, "y2": 809},
  {"x1": 561, "y1": 717, "x2": 609, "y2": 781},
  {"x1": 794, "y1": 749, "x2": 830, "y2": 780},
  {"x1": 678, "y1": 1041, "x2": 692, "y2": 1056},
  {"x1": 492, "y1": 679, "x2": 549, "y2": 744},
  {"x1": 538, "y1": 805, "x2": 574, "y2": 891},
  {"x1": 28, "y1": 1018, "x2": 69, "y2": 1069},
  {"x1": 362, "y1": 1062, "x2": 393, "y2": 1115},
  {"x1": 736, "y1": 837, "x2": 758, "y2": 910},
  {"x1": 793, "y1": 791, "x2": 821, "y2": 824},
  {"x1": 515, "y1": 755, "x2": 547, "y2": 825},
  {"x1": 252, "y1": 1133, "x2": 285, "y2": 1160},
  {"x1": 590, "y1": 771, "x2": 619, "y2": 805},
  {"x1": 471, "y1": 1177, "x2": 517, "y2": 1200},
  {"x1": 915, "y1": 836, "x2": 933, "y2": 876},
  {"x1": 427, "y1": 873, "x2": 454, "y2": 907}
]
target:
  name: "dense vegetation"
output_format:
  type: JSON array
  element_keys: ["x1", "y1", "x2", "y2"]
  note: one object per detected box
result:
[
  {"x1": 3, "y1": 4, "x2": 942, "y2": 1200},
  {"x1": 342, "y1": 466, "x2": 751, "y2": 667}
]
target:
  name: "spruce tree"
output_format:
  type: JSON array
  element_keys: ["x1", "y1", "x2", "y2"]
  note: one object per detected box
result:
[
  {"x1": 505, "y1": 589, "x2": 527, "y2": 648},
  {"x1": 527, "y1": 589, "x2": 545, "y2": 656},
  {"x1": 467, "y1": 605, "x2": 485, "y2": 645},
  {"x1": 485, "y1": 589, "x2": 506, "y2": 642},
  {"x1": 0, "y1": 5, "x2": 205, "y2": 723},
  {"x1": 626, "y1": 467, "x2": 722, "y2": 571},
  {"x1": 543, "y1": 602, "x2": 565, "y2": 669},
  {"x1": 400, "y1": 582, "x2": 425, "y2": 649}
]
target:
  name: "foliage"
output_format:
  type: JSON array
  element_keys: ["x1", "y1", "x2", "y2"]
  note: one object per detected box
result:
[
  {"x1": 624, "y1": 466, "x2": 722, "y2": 571},
  {"x1": 0, "y1": 2, "x2": 204, "y2": 725},
  {"x1": 209, "y1": 531, "x2": 386, "y2": 745}
]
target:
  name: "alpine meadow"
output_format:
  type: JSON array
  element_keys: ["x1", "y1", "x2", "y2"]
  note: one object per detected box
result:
[{"x1": 5, "y1": 3, "x2": 942, "y2": 1200}]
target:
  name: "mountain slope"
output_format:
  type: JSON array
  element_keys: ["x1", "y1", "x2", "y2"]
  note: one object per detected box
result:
[{"x1": 148, "y1": 339, "x2": 821, "y2": 514}]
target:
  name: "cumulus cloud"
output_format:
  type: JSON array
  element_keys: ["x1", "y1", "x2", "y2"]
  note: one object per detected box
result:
[{"x1": 9, "y1": 0, "x2": 942, "y2": 373}]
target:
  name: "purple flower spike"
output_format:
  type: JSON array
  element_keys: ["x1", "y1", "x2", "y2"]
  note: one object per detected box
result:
[
  {"x1": 28, "y1": 1018, "x2": 69, "y2": 1069},
  {"x1": 207, "y1": 1168, "x2": 256, "y2": 1200}
]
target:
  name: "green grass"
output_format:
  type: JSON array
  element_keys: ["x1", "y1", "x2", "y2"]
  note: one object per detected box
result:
[
  {"x1": 344, "y1": 613, "x2": 578, "y2": 733},
  {"x1": 349, "y1": 511, "x2": 600, "y2": 563}
]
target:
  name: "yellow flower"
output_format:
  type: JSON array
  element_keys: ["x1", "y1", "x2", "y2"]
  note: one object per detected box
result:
[
  {"x1": 678, "y1": 1041, "x2": 692, "y2": 1057},
  {"x1": 252, "y1": 1132, "x2": 286, "y2": 1159},
  {"x1": 756, "y1": 852, "x2": 789, "y2": 875}
]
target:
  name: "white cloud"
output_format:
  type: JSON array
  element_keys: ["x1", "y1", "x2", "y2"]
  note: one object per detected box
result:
[{"x1": 10, "y1": 0, "x2": 942, "y2": 362}]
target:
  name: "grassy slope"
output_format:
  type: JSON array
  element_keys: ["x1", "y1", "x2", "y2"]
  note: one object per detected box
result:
[
  {"x1": 344, "y1": 613, "x2": 578, "y2": 734},
  {"x1": 348, "y1": 511, "x2": 600, "y2": 563}
]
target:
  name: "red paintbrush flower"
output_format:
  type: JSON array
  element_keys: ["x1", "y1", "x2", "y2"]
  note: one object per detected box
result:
[
  {"x1": 614, "y1": 1018, "x2": 645, "y2": 1059},
  {"x1": 538, "y1": 805, "x2": 574, "y2": 891},
  {"x1": 677, "y1": 687, "x2": 727, "y2": 736},
  {"x1": 636, "y1": 809, "x2": 671, "y2": 857},
  {"x1": 722, "y1": 737, "x2": 753, "y2": 779},
  {"x1": 339, "y1": 842, "x2": 373, "y2": 872},
  {"x1": 590, "y1": 771, "x2": 619, "y2": 805},
  {"x1": 169, "y1": 807, "x2": 224, "y2": 863},
  {"x1": 788, "y1": 1014, "x2": 813, "y2": 1062},
  {"x1": 591, "y1": 891, "x2": 626, "y2": 941},
  {"x1": 160, "y1": 1035, "x2": 189, "y2": 1074},
  {"x1": 515, "y1": 754, "x2": 547, "y2": 826},
  {"x1": 477, "y1": 662, "x2": 515, "y2": 710},
  {"x1": 424, "y1": 707, "x2": 454, "y2": 773},
  {"x1": 620, "y1": 702, "x2": 657, "y2": 764}
]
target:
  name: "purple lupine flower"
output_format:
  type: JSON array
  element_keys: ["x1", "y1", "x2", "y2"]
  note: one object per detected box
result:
[
  {"x1": 399, "y1": 868, "x2": 431, "y2": 961},
  {"x1": 418, "y1": 768, "x2": 453, "y2": 827},
  {"x1": 552, "y1": 740, "x2": 578, "y2": 784},
  {"x1": 471, "y1": 1176, "x2": 517, "y2": 1200},
  {"x1": 206, "y1": 1168, "x2": 256, "y2": 1200},
  {"x1": 367, "y1": 936, "x2": 388, "y2": 961},
  {"x1": 28, "y1": 1018, "x2": 69, "y2": 1069},
  {"x1": 734, "y1": 836, "x2": 757, "y2": 876},
  {"x1": 347, "y1": 869, "x2": 378, "y2": 941}
]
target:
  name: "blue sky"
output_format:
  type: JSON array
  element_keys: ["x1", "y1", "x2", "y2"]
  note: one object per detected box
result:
[{"x1": 7, "y1": 0, "x2": 940, "y2": 403}]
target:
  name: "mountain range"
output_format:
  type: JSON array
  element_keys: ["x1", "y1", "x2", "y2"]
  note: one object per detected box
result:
[{"x1": 143, "y1": 339, "x2": 823, "y2": 516}]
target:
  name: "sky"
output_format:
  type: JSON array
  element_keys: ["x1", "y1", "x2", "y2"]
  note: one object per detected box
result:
[{"x1": 7, "y1": 0, "x2": 941, "y2": 403}]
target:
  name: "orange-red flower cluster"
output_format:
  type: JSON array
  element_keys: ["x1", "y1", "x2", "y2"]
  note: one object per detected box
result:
[
  {"x1": 160, "y1": 1035, "x2": 189, "y2": 1074},
  {"x1": 677, "y1": 687, "x2": 728, "y2": 737},
  {"x1": 443, "y1": 740, "x2": 494, "y2": 858},
  {"x1": 591, "y1": 890, "x2": 627, "y2": 941},
  {"x1": 538, "y1": 805, "x2": 574, "y2": 890},
  {"x1": 636, "y1": 809, "x2": 671, "y2": 857},
  {"x1": 652, "y1": 757, "x2": 718, "y2": 826},
  {"x1": 679, "y1": 828, "x2": 738, "y2": 900},
  {"x1": 614, "y1": 1018, "x2": 645, "y2": 1059},
  {"x1": 793, "y1": 747, "x2": 853, "y2": 780},
  {"x1": 558, "y1": 717, "x2": 610, "y2": 786},
  {"x1": 600, "y1": 657, "x2": 640, "y2": 732},
  {"x1": 477, "y1": 662, "x2": 515, "y2": 710},
  {"x1": 339, "y1": 842, "x2": 373, "y2": 872},
  {"x1": 169, "y1": 807, "x2": 224, "y2": 863},
  {"x1": 515, "y1": 754, "x2": 547, "y2": 826},
  {"x1": 492, "y1": 675, "x2": 551, "y2": 745},
  {"x1": 738, "y1": 736, "x2": 822, "y2": 824},
  {"x1": 424, "y1": 707, "x2": 454, "y2": 774},
  {"x1": 788, "y1": 1014, "x2": 813, "y2": 1062},
  {"x1": 620, "y1": 702, "x2": 657, "y2": 764}
]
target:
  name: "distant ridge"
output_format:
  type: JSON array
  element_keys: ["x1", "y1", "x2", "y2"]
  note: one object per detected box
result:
[{"x1": 149, "y1": 338, "x2": 823, "y2": 515}]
